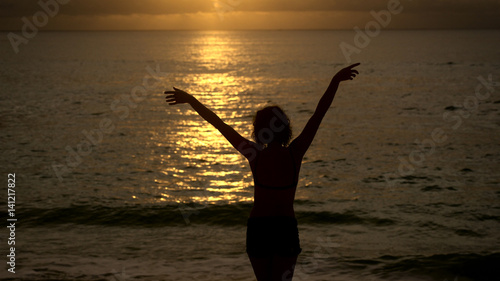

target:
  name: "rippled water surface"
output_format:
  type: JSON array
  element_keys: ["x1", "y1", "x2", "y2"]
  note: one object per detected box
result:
[{"x1": 1, "y1": 30, "x2": 500, "y2": 280}]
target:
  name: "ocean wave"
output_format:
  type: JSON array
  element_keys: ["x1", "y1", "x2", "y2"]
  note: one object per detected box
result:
[
  {"x1": 368, "y1": 253, "x2": 500, "y2": 281},
  {"x1": 20, "y1": 202, "x2": 397, "y2": 227}
]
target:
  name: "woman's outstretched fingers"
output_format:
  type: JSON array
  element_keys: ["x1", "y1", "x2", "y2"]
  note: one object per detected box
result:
[
  {"x1": 348, "y1": 63, "x2": 361, "y2": 69},
  {"x1": 351, "y1": 70, "x2": 358, "y2": 79},
  {"x1": 165, "y1": 92, "x2": 176, "y2": 104},
  {"x1": 348, "y1": 63, "x2": 360, "y2": 80},
  {"x1": 334, "y1": 63, "x2": 361, "y2": 81},
  {"x1": 165, "y1": 87, "x2": 180, "y2": 105},
  {"x1": 164, "y1": 87, "x2": 192, "y2": 105}
]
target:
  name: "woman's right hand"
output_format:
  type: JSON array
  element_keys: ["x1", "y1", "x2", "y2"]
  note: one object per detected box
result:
[
  {"x1": 165, "y1": 87, "x2": 193, "y2": 105},
  {"x1": 333, "y1": 63, "x2": 360, "y2": 82}
]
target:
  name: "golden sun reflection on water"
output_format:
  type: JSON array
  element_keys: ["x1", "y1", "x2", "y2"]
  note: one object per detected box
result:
[
  {"x1": 166, "y1": 120, "x2": 253, "y2": 205},
  {"x1": 147, "y1": 32, "x2": 271, "y2": 205},
  {"x1": 154, "y1": 124, "x2": 255, "y2": 206},
  {"x1": 195, "y1": 32, "x2": 238, "y2": 70},
  {"x1": 155, "y1": 32, "x2": 260, "y2": 205}
]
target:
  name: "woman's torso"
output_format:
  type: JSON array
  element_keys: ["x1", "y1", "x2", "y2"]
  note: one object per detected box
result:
[{"x1": 249, "y1": 145, "x2": 301, "y2": 218}]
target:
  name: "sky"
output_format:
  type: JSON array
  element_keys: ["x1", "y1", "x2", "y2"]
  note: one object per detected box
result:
[{"x1": 1, "y1": 0, "x2": 500, "y2": 31}]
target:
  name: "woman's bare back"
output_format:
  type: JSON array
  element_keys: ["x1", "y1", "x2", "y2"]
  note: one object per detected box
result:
[{"x1": 249, "y1": 144, "x2": 302, "y2": 217}]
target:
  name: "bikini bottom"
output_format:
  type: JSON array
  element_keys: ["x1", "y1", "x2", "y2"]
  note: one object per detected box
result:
[{"x1": 246, "y1": 216, "x2": 302, "y2": 258}]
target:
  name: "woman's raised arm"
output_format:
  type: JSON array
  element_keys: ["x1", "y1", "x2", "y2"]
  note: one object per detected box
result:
[
  {"x1": 165, "y1": 87, "x2": 256, "y2": 159},
  {"x1": 290, "y1": 63, "x2": 360, "y2": 159}
]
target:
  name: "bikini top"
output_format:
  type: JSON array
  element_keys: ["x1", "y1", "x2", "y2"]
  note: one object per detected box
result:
[{"x1": 253, "y1": 149, "x2": 299, "y2": 190}]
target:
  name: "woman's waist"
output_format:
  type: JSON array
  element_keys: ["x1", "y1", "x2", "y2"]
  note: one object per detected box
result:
[
  {"x1": 249, "y1": 205, "x2": 295, "y2": 218},
  {"x1": 247, "y1": 215, "x2": 299, "y2": 231}
]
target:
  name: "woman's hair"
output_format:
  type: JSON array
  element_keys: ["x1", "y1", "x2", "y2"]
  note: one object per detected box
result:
[{"x1": 252, "y1": 106, "x2": 292, "y2": 146}]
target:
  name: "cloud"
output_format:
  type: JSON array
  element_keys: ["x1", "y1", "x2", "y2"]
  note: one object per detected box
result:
[
  {"x1": 0, "y1": 0, "x2": 212, "y2": 17},
  {"x1": 231, "y1": 0, "x2": 500, "y2": 13},
  {"x1": 1, "y1": 0, "x2": 499, "y2": 17},
  {"x1": 0, "y1": 0, "x2": 499, "y2": 30}
]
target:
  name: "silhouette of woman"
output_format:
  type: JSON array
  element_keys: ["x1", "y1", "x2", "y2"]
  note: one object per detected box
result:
[{"x1": 165, "y1": 63, "x2": 360, "y2": 281}]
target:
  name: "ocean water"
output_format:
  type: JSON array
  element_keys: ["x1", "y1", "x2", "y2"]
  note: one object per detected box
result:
[{"x1": 0, "y1": 30, "x2": 500, "y2": 280}]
